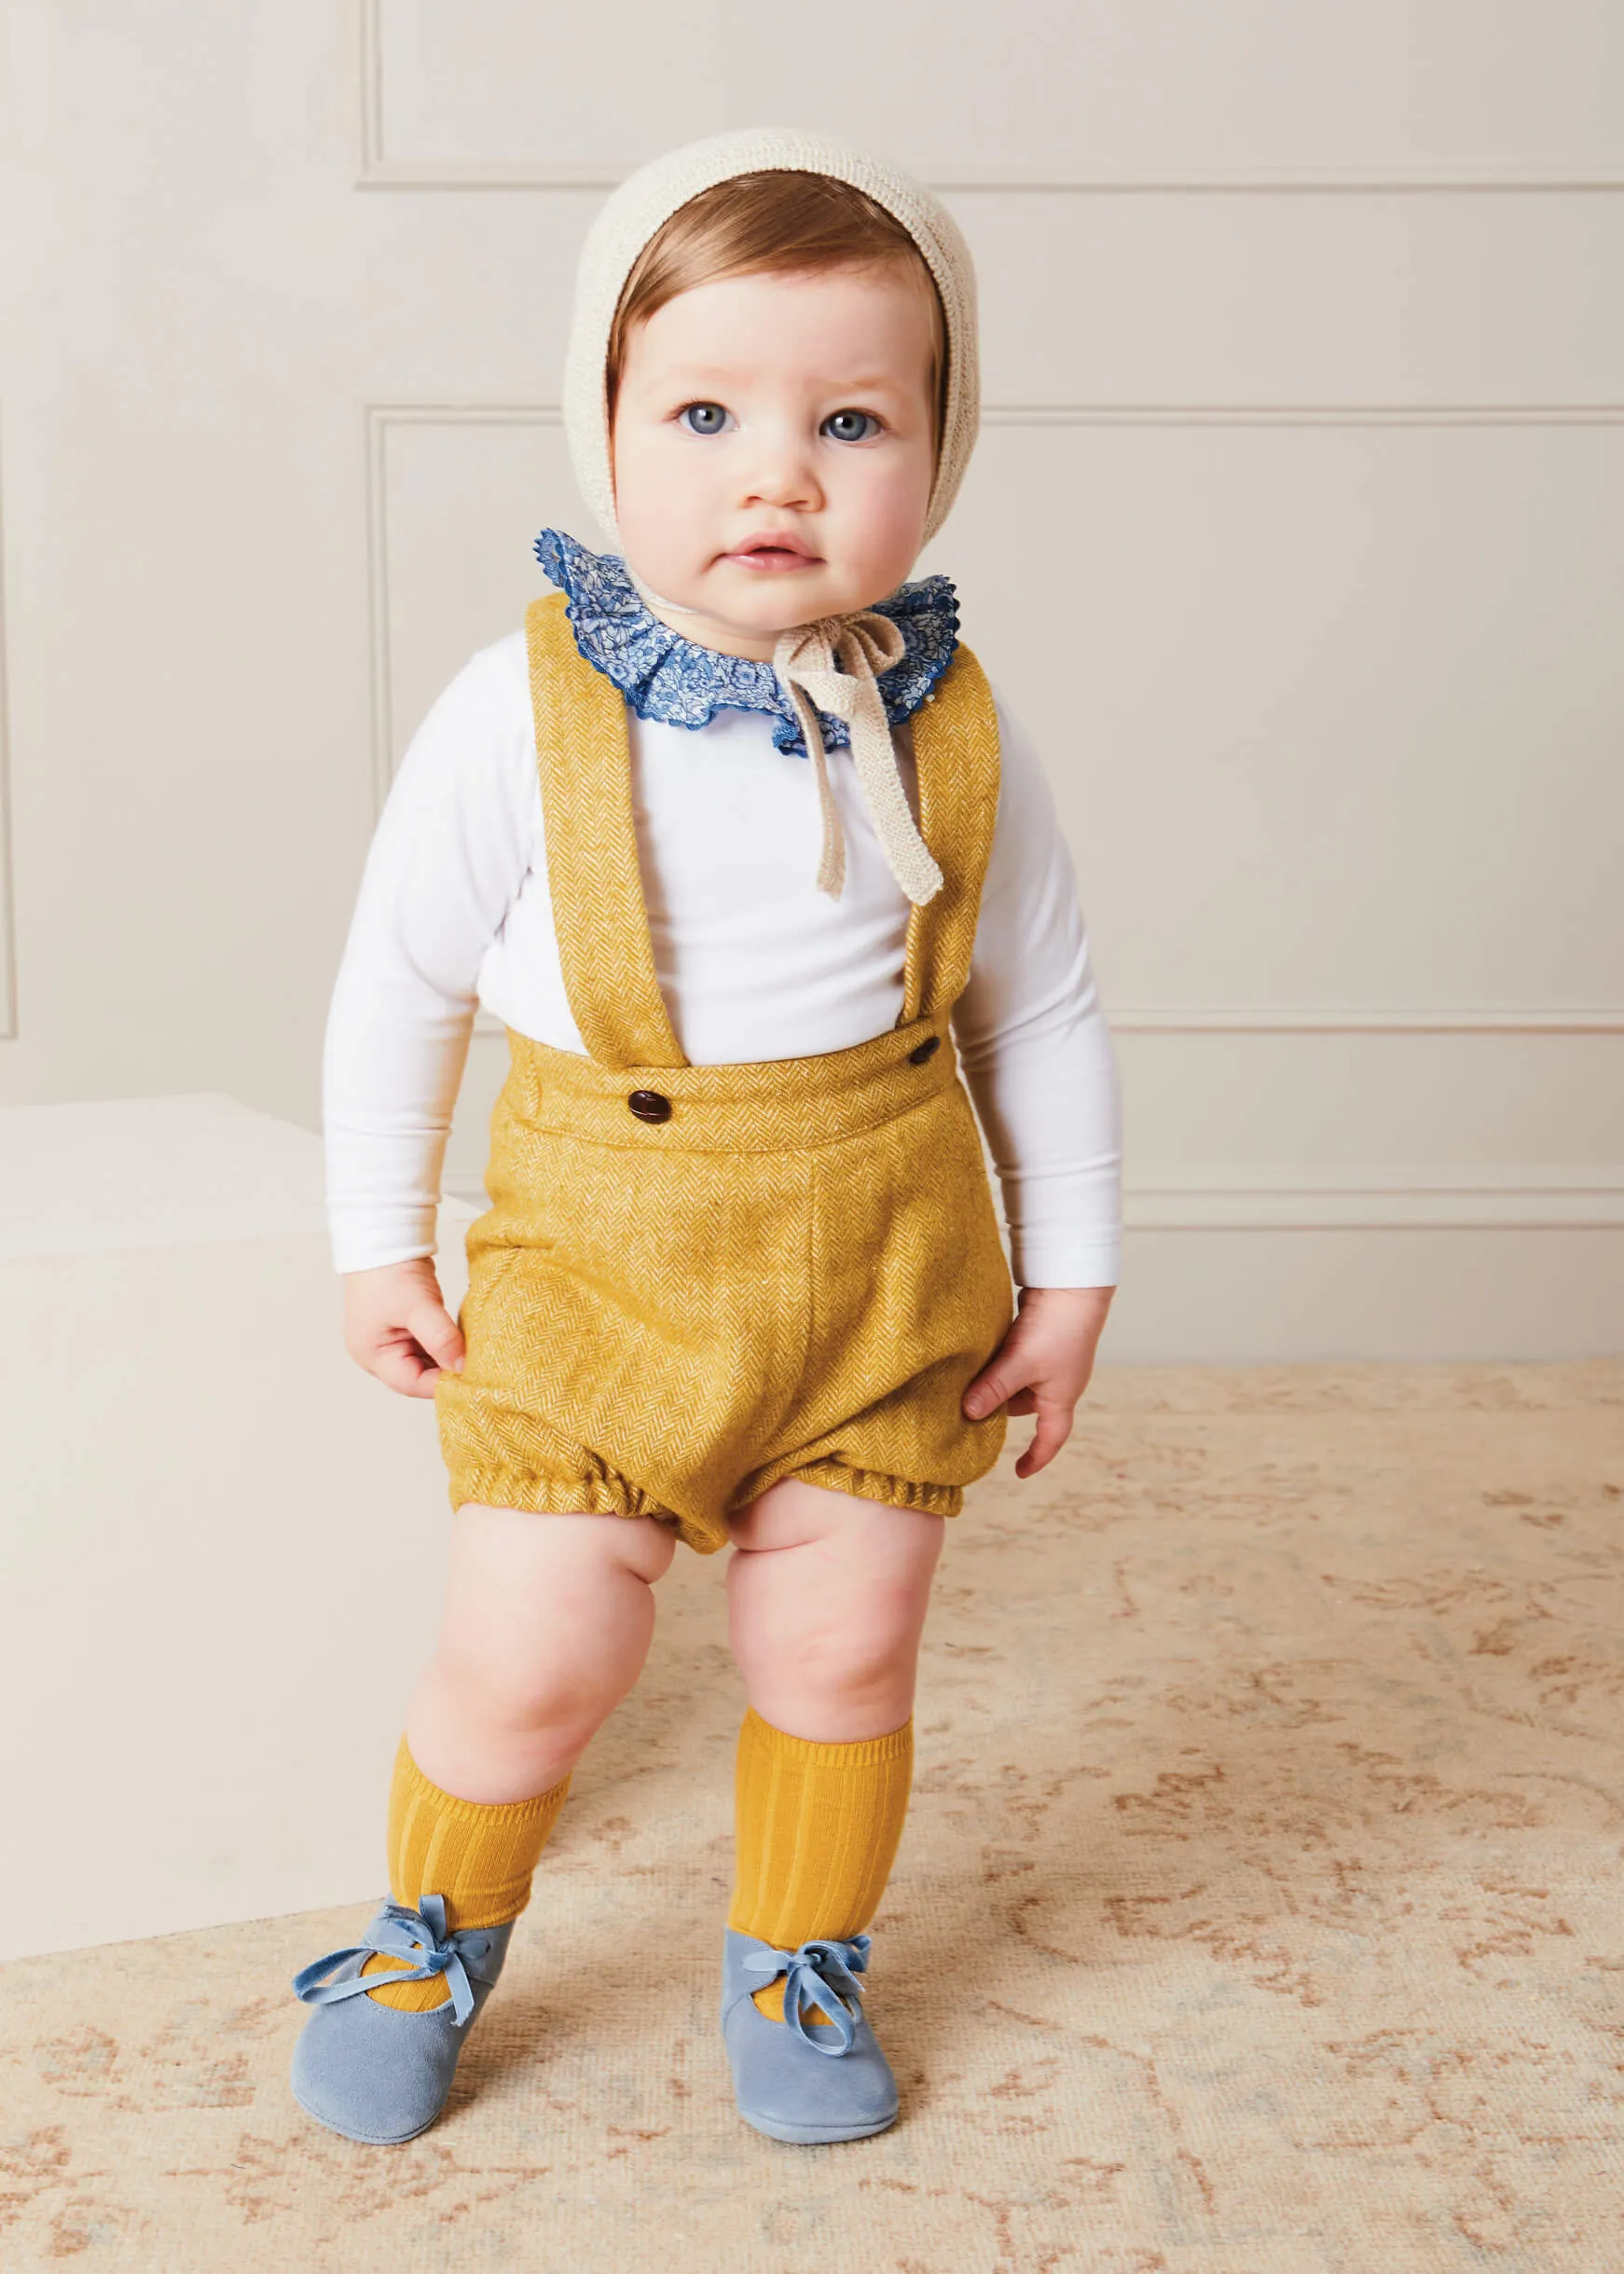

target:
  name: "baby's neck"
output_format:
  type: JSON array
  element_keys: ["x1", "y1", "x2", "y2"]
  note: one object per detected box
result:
[{"x1": 637, "y1": 597, "x2": 783, "y2": 663}]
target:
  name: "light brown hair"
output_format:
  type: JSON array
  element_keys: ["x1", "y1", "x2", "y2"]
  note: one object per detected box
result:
[{"x1": 605, "y1": 170, "x2": 949, "y2": 457}]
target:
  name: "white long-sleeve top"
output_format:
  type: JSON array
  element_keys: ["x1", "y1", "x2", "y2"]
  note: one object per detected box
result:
[{"x1": 323, "y1": 628, "x2": 1122, "y2": 1287}]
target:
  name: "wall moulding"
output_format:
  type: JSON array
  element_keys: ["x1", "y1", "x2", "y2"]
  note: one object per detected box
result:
[
  {"x1": 983, "y1": 407, "x2": 1624, "y2": 429},
  {"x1": 0, "y1": 432, "x2": 16, "y2": 1041},
  {"x1": 357, "y1": 160, "x2": 1624, "y2": 197},
  {"x1": 470, "y1": 1006, "x2": 1624, "y2": 1041},
  {"x1": 441, "y1": 1165, "x2": 1624, "y2": 1233},
  {"x1": 364, "y1": 402, "x2": 566, "y2": 811},
  {"x1": 1110, "y1": 1008, "x2": 1624, "y2": 1034},
  {"x1": 371, "y1": 401, "x2": 1622, "y2": 1043},
  {"x1": 1122, "y1": 1169, "x2": 1624, "y2": 1231},
  {"x1": 355, "y1": 0, "x2": 1624, "y2": 194}
]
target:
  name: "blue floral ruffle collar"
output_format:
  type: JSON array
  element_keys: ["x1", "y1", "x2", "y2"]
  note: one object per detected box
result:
[{"x1": 533, "y1": 527, "x2": 959, "y2": 760}]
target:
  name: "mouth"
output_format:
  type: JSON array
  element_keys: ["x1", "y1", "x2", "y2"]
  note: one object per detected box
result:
[{"x1": 722, "y1": 537, "x2": 823, "y2": 572}]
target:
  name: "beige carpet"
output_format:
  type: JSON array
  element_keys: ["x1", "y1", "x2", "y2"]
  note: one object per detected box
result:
[{"x1": 3, "y1": 1363, "x2": 1621, "y2": 2273}]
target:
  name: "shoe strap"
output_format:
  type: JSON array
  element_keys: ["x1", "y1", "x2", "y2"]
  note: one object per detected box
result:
[
  {"x1": 741, "y1": 1934, "x2": 873, "y2": 2056},
  {"x1": 291, "y1": 1894, "x2": 481, "y2": 2026}
]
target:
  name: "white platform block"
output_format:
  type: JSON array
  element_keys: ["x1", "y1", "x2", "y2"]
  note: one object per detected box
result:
[{"x1": 0, "y1": 1095, "x2": 476, "y2": 1960}]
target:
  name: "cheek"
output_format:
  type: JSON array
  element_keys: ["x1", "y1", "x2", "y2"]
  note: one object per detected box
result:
[
  {"x1": 610, "y1": 437, "x2": 658, "y2": 532},
  {"x1": 848, "y1": 453, "x2": 933, "y2": 547},
  {"x1": 614, "y1": 429, "x2": 710, "y2": 529}
]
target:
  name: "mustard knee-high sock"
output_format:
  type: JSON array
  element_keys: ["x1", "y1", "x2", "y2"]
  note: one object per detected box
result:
[
  {"x1": 727, "y1": 1706, "x2": 914, "y2": 2024},
  {"x1": 362, "y1": 1736, "x2": 572, "y2": 2012}
]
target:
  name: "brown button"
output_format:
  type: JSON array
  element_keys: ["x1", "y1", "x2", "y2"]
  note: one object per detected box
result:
[
  {"x1": 627, "y1": 1089, "x2": 672, "y2": 1123},
  {"x1": 908, "y1": 1035, "x2": 941, "y2": 1065}
]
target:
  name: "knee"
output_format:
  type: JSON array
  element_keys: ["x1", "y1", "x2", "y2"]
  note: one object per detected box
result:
[
  {"x1": 433, "y1": 1513, "x2": 673, "y2": 1736},
  {"x1": 736, "y1": 1586, "x2": 924, "y2": 1707},
  {"x1": 728, "y1": 1497, "x2": 942, "y2": 1713},
  {"x1": 798, "y1": 1617, "x2": 918, "y2": 1703},
  {"x1": 429, "y1": 1641, "x2": 611, "y2": 1748}
]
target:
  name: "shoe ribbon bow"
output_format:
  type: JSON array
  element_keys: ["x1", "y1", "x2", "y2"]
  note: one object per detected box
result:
[
  {"x1": 773, "y1": 614, "x2": 943, "y2": 909},
  {"x1": 290, "y1": 1894, "x2": 478, "y2": 2026},
  {"x1": 742, "y1": 1933, "x2": 874, "y2": 2056}
]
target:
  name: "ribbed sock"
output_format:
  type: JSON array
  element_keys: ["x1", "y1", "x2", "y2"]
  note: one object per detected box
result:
[
  {"x1": 362, "y1": 1735, "x2": 572, "y2": 2012},
  {"x1": 727, "y1": 1706, "x2": 914, "y2": 2024}
]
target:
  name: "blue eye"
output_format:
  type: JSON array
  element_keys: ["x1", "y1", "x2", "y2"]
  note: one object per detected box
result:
[{"x1": 676, "y1": 403, "x2": 881, "y2": 441}]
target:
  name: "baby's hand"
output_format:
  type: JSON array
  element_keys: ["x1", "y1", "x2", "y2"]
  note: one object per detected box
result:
[
  {"x1": 342, "y1": 1259, "x2": 466, "y2": 1399},
  {"x1": 961, "y1": 1286, "x2": 1114, "y2": 1479}
]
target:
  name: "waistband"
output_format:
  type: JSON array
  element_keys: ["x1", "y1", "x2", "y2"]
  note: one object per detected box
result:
[{"x1": 501, "y1": 1015, "x2": 963, "y2": 1153}]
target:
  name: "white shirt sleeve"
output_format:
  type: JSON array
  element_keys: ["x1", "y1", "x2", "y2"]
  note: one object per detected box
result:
[
  {"x1": 952, "y1": 682, "x2": 1123, "y2": 1289},
  {"x1": 322, "y1": 641, "x2": 537, "y2": 1274}
]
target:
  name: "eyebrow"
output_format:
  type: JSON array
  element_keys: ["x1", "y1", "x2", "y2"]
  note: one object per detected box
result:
[{"x1": 656, "y1": 368, "x2": 913, "y2": 395}]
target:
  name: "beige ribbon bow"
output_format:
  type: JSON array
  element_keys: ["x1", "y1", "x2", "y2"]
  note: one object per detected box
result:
[{"x1": 773, "y1": 612, "x2": 944, "y2": 906}]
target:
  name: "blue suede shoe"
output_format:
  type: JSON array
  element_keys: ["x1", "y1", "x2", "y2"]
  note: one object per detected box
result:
[
  {"x1": 721, "y1": 1928, "x2": 900, "y2": 2144},
  {"x1": 289, "y1": 1895, "x2": 514, "y2": 2144}
]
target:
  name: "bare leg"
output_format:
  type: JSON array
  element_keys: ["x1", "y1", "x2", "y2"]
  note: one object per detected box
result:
[
  {"x1": 405, "y1": 1506, "x2": 676, "y2": 1801},
  {"x1": 725, "y1": 1478, "x2": 944, "y2": 1739}
]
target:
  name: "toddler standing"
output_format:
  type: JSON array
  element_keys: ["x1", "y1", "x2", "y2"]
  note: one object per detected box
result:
[{"x1": 291, "y1": 125, "x2": 1122, "y2": 2148}]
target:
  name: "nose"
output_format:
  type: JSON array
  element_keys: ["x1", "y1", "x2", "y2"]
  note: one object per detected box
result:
[{"x1": 738, "y1": 420, "x2": 823, "y2": 512}]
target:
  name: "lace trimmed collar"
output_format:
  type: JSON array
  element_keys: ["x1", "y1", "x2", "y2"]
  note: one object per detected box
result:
[{"x1": 533, "y1": 527, "x2": 959, "y2": 761}]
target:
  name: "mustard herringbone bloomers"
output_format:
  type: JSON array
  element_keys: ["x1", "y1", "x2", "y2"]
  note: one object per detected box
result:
[{"x1": 433, "y1": 591, "x2": 1013, "y2": 1556}]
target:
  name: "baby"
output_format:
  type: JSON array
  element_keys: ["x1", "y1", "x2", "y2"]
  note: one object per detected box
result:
[{"x1": 290, "y1": 126, "x2": 1121, "y2": 2149}]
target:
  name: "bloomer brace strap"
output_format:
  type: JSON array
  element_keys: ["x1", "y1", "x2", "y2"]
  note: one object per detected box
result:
[{"x1": 522, "y1": 590, "x2": 1000, "y2": 1062}]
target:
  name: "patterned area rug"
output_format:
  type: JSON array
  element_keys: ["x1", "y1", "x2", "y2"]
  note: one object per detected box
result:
[{"x1": 3, "y1": 1364, "x2": 1620, "y2": 2273}]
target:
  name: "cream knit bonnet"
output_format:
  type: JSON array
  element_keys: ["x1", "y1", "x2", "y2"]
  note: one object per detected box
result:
[{"x1": 560, "y1": 126, "x2": 982, "y2": 906}]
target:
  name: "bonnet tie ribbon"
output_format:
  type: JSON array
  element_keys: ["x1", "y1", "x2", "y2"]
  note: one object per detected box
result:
[{"x1": 773, "y1": 613, "x2": 943, "y2": 907}]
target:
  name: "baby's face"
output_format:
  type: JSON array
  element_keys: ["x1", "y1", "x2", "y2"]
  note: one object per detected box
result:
[{"x1": 610, "y1": 261, "x2": 939, "y2": 660}]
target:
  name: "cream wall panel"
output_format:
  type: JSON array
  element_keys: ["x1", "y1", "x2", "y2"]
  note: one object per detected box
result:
[
  {"x1": 951, "y1": 417, "x2": 1624, "y2": 1015},
  {"x1": 970, "y1": 198, "x2": 1624, "y2": 407},
  {"x1": 368, "y1": 408, "x2": 575, "y2": 800},
  {"x1": 1116, "y1": 1029, "x2": 1624, "y2": 1181},
  {"x1": 365, "y1": 0, "x2": 1624, "y2": 185},
  {"x1": 0, "y1": 4, "x2": 377, "y2": 1123},
  {"x1": 0, "y1": 454, "x2": 15, "y2": 1040},
  {"x1": 1103, "y1": 1226, "x2": 1624, "y2": 1361}
]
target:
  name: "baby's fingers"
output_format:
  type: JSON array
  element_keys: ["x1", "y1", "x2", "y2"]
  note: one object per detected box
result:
[
  {"x1": 407, "y1": 1295, "x2": 465, "y2": 1378},
  {"x1": 962, "y1": 1352, "x2": 1029, "y2": 1419},
  {"x1": 365, "y1": 1333, "x2": 438, "y2": 1399},
  {"x1": 366, "y1": 1344, "x2": 426, "y2": 1398},
  {"x1": 364, "y1": 1302, "x2": 465, "y2": 1401},
  {"x1": 1014, "y1": 1395, "x2": 1075, "y2": 1480}
]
